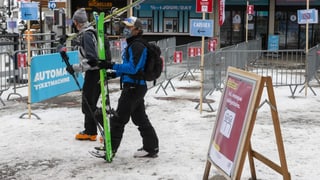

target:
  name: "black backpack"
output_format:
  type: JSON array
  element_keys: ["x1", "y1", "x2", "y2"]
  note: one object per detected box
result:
[
  {"x1": 84, "y1": 29, "x2": 112, "y2": 62},
  {"x1": 128, "y1": 39, "x2": 163, "y2": 83}
]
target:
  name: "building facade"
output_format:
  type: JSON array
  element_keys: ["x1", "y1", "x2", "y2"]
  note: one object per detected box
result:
[{"x1": 23, "y1": 0, "x2": 320, "y2": 49}]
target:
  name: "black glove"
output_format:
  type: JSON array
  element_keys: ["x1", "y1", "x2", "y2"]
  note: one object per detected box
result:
[
  {"x1": 97, "y1": 60, "x2": 114, "y2": 69},
  {"x1": 106, "y1": 72, "x2": 117, "y2": 80},
  {"x1": 87, "y1": 60, "x2": 98, "y2": 67},
  {"x1": 66, "y1": 65, "x2": 74, "y2": 75},
  {"x1": 59, "y1": 34, "x2": 68, "y2": 44}
]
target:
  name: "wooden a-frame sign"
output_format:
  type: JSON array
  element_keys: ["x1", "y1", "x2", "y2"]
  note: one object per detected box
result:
[{"x1": 203, "y1": 67, "x2": 291, "y2": 180}]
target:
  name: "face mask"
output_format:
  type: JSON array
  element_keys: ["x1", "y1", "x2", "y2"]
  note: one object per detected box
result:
[{"x1": 123, "y1": 27, "x2": 132, "y2": 38}]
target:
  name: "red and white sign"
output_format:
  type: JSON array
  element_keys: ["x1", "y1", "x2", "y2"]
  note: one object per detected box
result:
[
  {"x1": 247, "y1": 5, "x2": 254, "y2": 15},
  {"x1": 219, "y1": 0, "x2": 225, "y2": 26},
  {"x1": 196, "y1": 0, "x2": 213, "y2": 13},
  {"x1": 174, "y1": 51, "x2": 183, "y2": 63},
  {"x1": 113, "y1": 41, "x2": 121, "y2": 50},
  {"x1": 208, "y1": 38, "x2": 218, "y2": 52},
  {"x1": 188, "y1": 47, "x2": 195, "y2": 57},
  {"x1": 188, "y1": 47, "x2": 202, "y2": 57},
  {"x1": 17, "y1": 53, "x2": 27, "y2": 68}
]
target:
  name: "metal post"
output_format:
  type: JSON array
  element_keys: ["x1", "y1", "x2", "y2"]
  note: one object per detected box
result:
[
  {"x1": 246, "y1": 0, "x2": 249, "y2": 42},
  {"x1": 305, "y1": 0, "x2": 309, "y2": 96},
  {"x1": 199, "y1": 12, "x2": 205, "y2": 113}
]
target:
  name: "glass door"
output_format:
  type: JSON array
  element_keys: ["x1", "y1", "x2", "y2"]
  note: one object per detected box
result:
[
  {"x1": 275, "y1": 11, "x2": 300, "y2": 49},
  {"x1": 231, "y1": 10, "x2": 244, "y2": 44},
  {"x1": 256, "y1": 11, "x2": 268, "y2": 49},
  {"x1": 220, "y1": 11, "x2": 232, "y2": 47},
  {"x1": 299, "y1": 24, "x2": 313, "y2": 49},
  {"x1": 287, "y1": 12, "x2": 298, "y2": 49},
  {"x1": 275, "y1": 11, "x2": 287, "y2": 49}
]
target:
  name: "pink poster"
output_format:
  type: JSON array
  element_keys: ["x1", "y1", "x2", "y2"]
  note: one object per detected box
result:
[{"x1": 209, "y1": 74, "x2": 255, "y2": 176}]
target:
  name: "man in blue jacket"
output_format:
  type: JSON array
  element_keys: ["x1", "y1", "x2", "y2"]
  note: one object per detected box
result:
[{"x1": 98, "y1": 16, "x2": 159, "y2": 158}]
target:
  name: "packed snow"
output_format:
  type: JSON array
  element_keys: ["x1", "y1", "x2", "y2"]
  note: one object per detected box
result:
[{"x1": 1, "y1": 71, "x2": 320, "y2": 180}]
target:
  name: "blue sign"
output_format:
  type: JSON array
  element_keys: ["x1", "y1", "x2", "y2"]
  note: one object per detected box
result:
[
  {"x1": 30, "y1": 51, "x2": 84, "y2": 103},
  {"x1": 8, "y1": 20, "x2": 17, "y2": 29},
  {"x1": 268, "y1": 35, "x2": 279, "y2": 51},
  {"x1": 190, "y1": 19, "x2": 214, "y2": 37},
  {"x1": 297, "y1": 9, "x2": 318, "y2": 24},
  {"x1": 48, "y1": 1, "x2": 57, "y2": 9},
  {"x1": 21, "y1": 2, "x2": 39, "y2": 20}
]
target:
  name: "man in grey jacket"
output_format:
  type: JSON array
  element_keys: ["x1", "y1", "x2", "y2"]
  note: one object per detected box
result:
[{"x1": 66, "y1": 8, "x2": 100, "y2": 141}]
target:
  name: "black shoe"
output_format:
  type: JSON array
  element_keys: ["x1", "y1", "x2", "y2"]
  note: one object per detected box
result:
[{"x1": 133, "y1": 148, "x2": 158, "y2": 158}]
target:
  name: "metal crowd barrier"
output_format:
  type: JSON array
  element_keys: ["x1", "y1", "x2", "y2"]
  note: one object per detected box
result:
[
  {"x1": 2, "y1": 32, "x2": 320, "y2": 109},
  {"x1": 306, "y1": 45, "x2": 320, "y2": 83},
  {"x1": 0, "y1": 52, "x2": 12, "y2": 106},
  {"x1": 21, "y1": 31, "x2": 57, "y2": 53},
  {"x1": 109, "y1": 40, "x2": 122, "y2": 63},
  {"x1": 210, "y1": 48, "x2": 307, "y2": 97},
  {"x1": 6, "y1": 47, "x2": 60, "y2": 101}
]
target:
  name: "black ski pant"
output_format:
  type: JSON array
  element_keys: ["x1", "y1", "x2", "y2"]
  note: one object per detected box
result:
[
  {"x1": 82, "y1": 69, "x2": 101, "y2": 135},
  {"x1": 111, "y1": 83, "x2": 159, "y2": 153}
]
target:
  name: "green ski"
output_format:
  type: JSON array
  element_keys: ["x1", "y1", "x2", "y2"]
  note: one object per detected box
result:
[{"x1": 96, "y1": 12, "x2": 113, "y2": 162}]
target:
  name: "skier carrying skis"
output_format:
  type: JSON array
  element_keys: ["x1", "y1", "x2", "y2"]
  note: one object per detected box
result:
[
  {"x1": 66, "y1": 8, "x2": 101, "y2": 141},
  {"x1": 98, "y1": 16, "x2": 159, "y2": 158}
]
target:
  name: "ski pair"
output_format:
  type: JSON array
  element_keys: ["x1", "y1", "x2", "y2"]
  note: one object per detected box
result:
[{"x1": 92, "y1": 12, "x2": 113, "y2": 162}]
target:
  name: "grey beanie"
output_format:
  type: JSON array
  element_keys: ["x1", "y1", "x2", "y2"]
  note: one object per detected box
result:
[{"x1": 72, "y1": 8, "x2": 88, "y2": 23}]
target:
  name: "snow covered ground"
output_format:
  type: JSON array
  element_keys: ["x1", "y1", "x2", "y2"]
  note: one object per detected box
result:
[{"x1": 1, "y1": 72, "x2": 320, "y2": 180}]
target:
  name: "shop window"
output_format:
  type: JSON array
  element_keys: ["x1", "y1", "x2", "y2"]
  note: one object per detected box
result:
[
  {"x1": 140, "y1": 18, "x2": 153, "y2": 32},
  {"x1": 220, "y1": 11, "x2": 232, "y2": 46},
  {"x1": 232, "y1": 11, "x2": 244, "y2": 44},
  {"x1": 164, "y1": 18, "x2": 178, "y2": 33}
]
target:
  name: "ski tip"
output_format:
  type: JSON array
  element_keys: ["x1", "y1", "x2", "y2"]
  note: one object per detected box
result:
[
  {"x1": 89, "y1": 150, "x2": 113, "y2": 163},
  {"x1": 89, "y1": 150, "x2": 105, "y2": 159},
  {"x1": 93, "y1": 12, "x2": 99, "y2": 22}
]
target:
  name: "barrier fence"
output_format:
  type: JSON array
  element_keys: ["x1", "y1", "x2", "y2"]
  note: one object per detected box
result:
[
  {"x1": 213, "y1": 49, "x2": 307, "y2": 96},
  {"x1": 7, "y1": 47, "x2": 61, "y2": 101},
  {"x1": 2, "y1": 33, "x2": 320, "y2": 112},
  {"x1": 307, "y1": 45, "x2": 320, "y2": 83},
  {"x1": 0, "y1": 52, "x2": 12, "y2": 106}
]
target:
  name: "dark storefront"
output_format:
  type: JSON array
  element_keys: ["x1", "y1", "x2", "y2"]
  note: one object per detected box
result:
[
  {"x1": 71, "y1": 0, "x2": 320, "y2": 49},
  {"x1": 218, "y1": 0, "x2": 320, "y2": 49}
]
